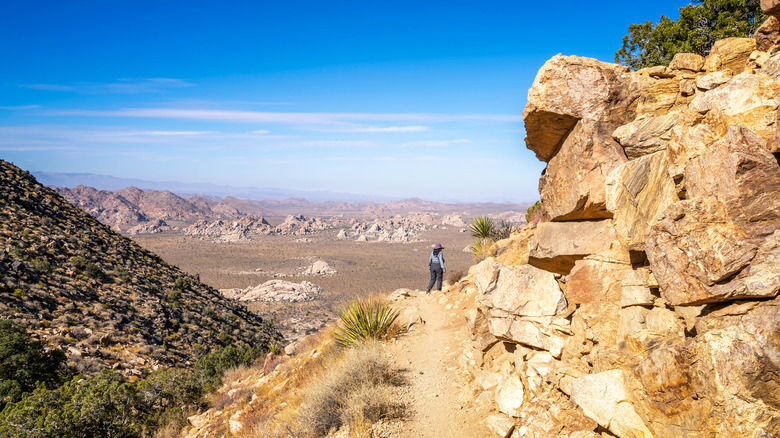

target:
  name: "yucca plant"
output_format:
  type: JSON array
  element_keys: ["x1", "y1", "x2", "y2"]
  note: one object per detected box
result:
[
  {"x1": 470, "y1": 238, "x2": 494, "y2": 261},
  {"x1": 468, "y1": 215, "x2": 495, "y2": 239},
  {"x1": 334, "y1": 298, "x2": 400, "y2": 347}
]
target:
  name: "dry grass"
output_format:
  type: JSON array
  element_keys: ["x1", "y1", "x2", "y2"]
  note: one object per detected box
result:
[
  {"x1": 445, "y1": 268, "x2": 465, "y2": 285},
  {"x1": 298, "y1": 342, "x2": 405, "y2": 437}
]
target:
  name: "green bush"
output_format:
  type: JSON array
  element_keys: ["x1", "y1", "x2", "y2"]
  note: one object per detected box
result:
[
  {"x1": 333, "y1": 298, "x2": 399, "y2": 348},
  {"x1": 525, "y1": 200, "x2": 542, "y2": 223},
  {"x1": 0, "y1": 319, "x2": 66, "y2": 410}
]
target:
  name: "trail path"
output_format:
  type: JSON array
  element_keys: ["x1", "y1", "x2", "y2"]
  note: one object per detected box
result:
[{"x1": 383, "y1": 290, "x2": 490, "y2": 437}]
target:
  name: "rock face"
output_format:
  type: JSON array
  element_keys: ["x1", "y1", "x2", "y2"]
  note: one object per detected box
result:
[{"x1": 464, "y1": 28, "x2": 780, "y2": 438}]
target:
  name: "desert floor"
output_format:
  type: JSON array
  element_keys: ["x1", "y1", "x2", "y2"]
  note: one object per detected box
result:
[{"x1": 132, "y1": 227, "x2": 475, "y2": 340}]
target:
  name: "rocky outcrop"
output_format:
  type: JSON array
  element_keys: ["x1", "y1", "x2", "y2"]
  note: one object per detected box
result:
[
  {"x1": 464, "y1": 27, "x2": 780, "y2": 438},
  {"x1": 220, "y1": 280, "x2": 322, "y2": 302},
  {"x1": 126, "y1": 218, "x2": 174, "y2": 235},
  {"x1": 183, "y1": 216, "x2": 273, "y2": 242},
  {"x1": 302, "y1": 260, "x2": 336, "y2": 276}
]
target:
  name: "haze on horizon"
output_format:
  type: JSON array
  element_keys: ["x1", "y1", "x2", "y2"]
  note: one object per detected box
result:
[{"x1": 0, "y1": 0, "x2": 687, "y2": 203}]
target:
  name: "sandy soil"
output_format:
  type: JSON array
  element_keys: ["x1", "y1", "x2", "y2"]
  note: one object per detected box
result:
[{"x1": 383, "y1": 290, "x2": 490, "y2": 438}]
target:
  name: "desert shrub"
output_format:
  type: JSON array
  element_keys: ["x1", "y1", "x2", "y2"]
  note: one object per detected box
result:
[
  {"x1": 191, "y1": 345, "x2": 262, "y2": 394},
  {"x1": 493, "y1": 220, "x2": 519, "y2": 240},
  {"x1": 445, "y1": 269, "x2": 465, "y2": 285},
  {"x1": 69, "y1": 255, "x2": 88, "y2": 270},
  {"x1": 525, "y1": 200, "x2": 542, "y2": 223},
  {"x1": 0, "y1": 319, "x2": 66, "y2": 409},
  {"x1": 300, "y1": 343, "x2": 404, "y2": 437},
  {"x1": 333, "y1": 298, "x2": 399, "y2": 348},
  {"x1": 469, "y1": 238, "x2": 495, "y2": 261},
  {"x1": 173, "y1": 276, "x2": 191, "y2": 291},
  {"x1": 30, "y1": 258, "x2": 53, "y2": 274}
]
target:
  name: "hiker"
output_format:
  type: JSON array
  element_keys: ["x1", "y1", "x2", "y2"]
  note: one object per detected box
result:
[{"x1": 426, "y1": 243, "x2": 446, "y2": 293}]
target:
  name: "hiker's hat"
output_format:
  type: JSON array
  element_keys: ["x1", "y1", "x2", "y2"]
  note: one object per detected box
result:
[{"x1": 433, "y1": 243, "x2": 443, "y2": 250}]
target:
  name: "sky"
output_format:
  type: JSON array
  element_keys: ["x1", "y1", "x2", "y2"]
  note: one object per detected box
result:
[{"x1": 0, "y1": 0, "x2": 688, "y2": 203}]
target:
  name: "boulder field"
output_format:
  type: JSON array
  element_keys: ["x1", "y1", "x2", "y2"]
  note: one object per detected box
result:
[{"x1": 460, "y1": 15, "x2": 780, "y2": 438}]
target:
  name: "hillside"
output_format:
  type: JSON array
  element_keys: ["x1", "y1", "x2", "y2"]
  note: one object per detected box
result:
[{"x1": 0, "y1": 160, "x2": 281, "y2": 377}]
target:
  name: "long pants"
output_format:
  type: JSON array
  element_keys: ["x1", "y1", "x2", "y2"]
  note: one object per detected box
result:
[{"x1": 427, "y1": 265, "x2": 443, "y2": 291}]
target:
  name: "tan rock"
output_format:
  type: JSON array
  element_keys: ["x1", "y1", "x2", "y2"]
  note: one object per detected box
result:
[
  {"x1": 569, "y1": 369, "x2": 655, "y2": 438},
  {"x1": 669, "y1": 53, "x2": 705, "y2": 72},
  {"x1": 695, "y1": 69, "x2": 735, "y2": 91},
  {"x1": 703, "y1": 37, "x2": 757, "y2": 73},
  {"x1": 755, "y1": 16, "x2": 780, "y2": 51},
  {"x1": 488, "y1": 317, "x2": 567, "y2": 357},
  {"x1": 528, "y1": 220, "x2": 630, "y2": 275},
  {"x1": 683, "y1": 125, "x2": 780, "y2": 217},
  {"x1": 496, "y1": 374, "x2": 525, "y2": 417},
  {"x1": 647, "y1": 198, "x2": 780, "y2": 305},
  {"x1": 539, "y1": 119, "x2": 628, "y2": 221},
  {"x1": 605, "y1": 151, "x2": 678, "y2": 251},
  {"x1": 480, "y1": 264, "x2": 566, "y2": 317},
  {"x1": 523, "y1": 54, "x2": 633, "y2": 162},
  {"x1": 486, "y1": 413, "x2": 516, "y2": 438},
  {"x1": 762, "y1": 0, "x2": 780, "y2": 17},
  {"x1": 629, "y1": 300, "x2": 780, "y2": 436},
  {"x1": 566, "y1": 259, "x2": 629, "y2": 305},
  {"x1": 620, "y1": 269, "x2": 654, "y2": 308},
  {"x1": 612, "y1": 113, "x2": 681, "y2": 159},
  {"x1": 688, "y1": 72, "x2": 779, "y2": 149},
  {"x1": 636, "y1": 77, "x2": 684, "y2": 116}
]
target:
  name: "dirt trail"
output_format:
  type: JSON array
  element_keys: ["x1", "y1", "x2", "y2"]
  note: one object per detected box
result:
[{"x1": 384, "y1": 290, "x2": 489, "y2": 437}]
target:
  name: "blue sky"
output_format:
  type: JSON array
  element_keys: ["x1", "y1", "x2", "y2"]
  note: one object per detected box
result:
[{"x1": 0, "y1": 1, "x2": 687, "y2": 202}]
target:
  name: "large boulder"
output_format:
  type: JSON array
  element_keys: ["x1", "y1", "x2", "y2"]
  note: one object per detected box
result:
[
  {"x1": 538, "y1": 119, "x2": 628, "y2": 221},
  {"x1": 523, "y1": 55, "x2": 634, "y2": 162},
  {"x1": 702, "y1": 37, "x2": 756, "y2": 73},
  {"x1": 478, "y1": 263, "x2": 566, "y2": 317},
  {"x1": 647, "y1": 198, "x2": 780, "y2": 306},
  {"x1": 528, "y1": 220, "x2": 630, "y2": 275},
  {"x1": 627, "y1": 297, "x2": 780, "y2": 436},
  {"x1": 612, "y1": 113, "x2": 682, "y2": 159},
  {"x1": 605, "y1": 151, "x2": 678, "y2": 251}
]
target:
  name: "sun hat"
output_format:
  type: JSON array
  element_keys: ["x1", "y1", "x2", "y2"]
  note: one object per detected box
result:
[{"x1": 433, "y1": 243, "x2": 443, "y2": 250}]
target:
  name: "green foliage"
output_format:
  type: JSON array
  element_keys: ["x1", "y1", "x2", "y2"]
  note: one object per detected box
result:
[
  {"x1": 493, "y1": 220, "x2": 519, "y2": 240},
  {"x1": 69, "y1": 256, "x2": 88, "y2": 270},
  {"x1": 616, "y1": 0, "x2": 765, "y2": 69},
  {"x1": 191, "y1": 345, "x2": 261, "y2": 394},
  {"x1": 469, "y1": 238, "x2": 493, "y2": 261},
  {"x1": 525, "y1": 200, "x2": 543, "y2": 223},
  {"x1": 0, "y1": 344, "x2": 263, "y2": 437},
  {"x1": 333, "y1": 298, "x2": 400, "y2": 347},
  {"x1": 173, "y1": 276, "x2": 191, "y2": 291},
  {"x1": 0, "y1": 319, "x2": 66, "y2": 410},
  {"x1": 468, "y1": 215, "x2": 495, "y2": 239}
]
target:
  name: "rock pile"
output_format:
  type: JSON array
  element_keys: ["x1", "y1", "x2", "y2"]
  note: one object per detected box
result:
[
  {"x1": 126, "y1": 218, "x2": 174, "y2": 235},
  {"x1": 220, "y1": 280, "x2": 322, "y2": 302},
  {"x1": 462, "y1": 25, "x2": 780, "y2": 438},
  {"x1": 183, "y1": 216, "x2": 273, "y2": 242},
  {"x1": 302, "y1": 260, "x2": 336, "y2": 276}
]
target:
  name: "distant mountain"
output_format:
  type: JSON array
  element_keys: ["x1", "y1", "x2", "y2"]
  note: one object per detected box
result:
[
  {"x1": 0, "y1": 161, "x2": 281, "y2": 377},
  {"x1": 33, "y1": 171, "x2": 397, "y2": 203}
]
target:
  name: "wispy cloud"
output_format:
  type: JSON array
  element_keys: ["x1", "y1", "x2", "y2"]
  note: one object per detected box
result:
[
  {"x1": 302, "y1": 140, "x2": 378, "y2": 148},
  {"x1": 21, "y1": 78, "x2": 195, "y2": 94},
  {"x1": 401, "y1": 139, "x2": 471, "y2": 148},
  {"x1": 53, "y1": 108, "x2": 522, "y2": 126},
  {"x1": 0, "y1": 105, "x2": 41, "y2": 110},
  {"x1": 326, "y1": 125, "x2": 429, "y2": 133}
]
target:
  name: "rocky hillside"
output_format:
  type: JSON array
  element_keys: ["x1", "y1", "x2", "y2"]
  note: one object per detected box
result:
[
  {"x1": 456, "y1": 21, "x2": 780, "y2": 438},
  {"x1": 55, "y1": 185, "x2": 529, "y2": 232},
  {"x1": 0, "y1": 160, "x2": 281, "y2": 377}
]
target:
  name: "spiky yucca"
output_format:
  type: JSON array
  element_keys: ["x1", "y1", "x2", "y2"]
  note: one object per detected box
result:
[
  {"x1": 468, "y1": 215, "x2": 495, "y2": 239},
  {"x1": 333, "y1": 298, "x2": 400, "y2": 347}
]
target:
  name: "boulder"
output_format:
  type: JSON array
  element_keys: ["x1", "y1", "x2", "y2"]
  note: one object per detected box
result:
[
  {"x1": 703, "y1": 37, "x2": 757, "y2": 73},
  {"x1": 620, "y1": 270, "x2": 654, "y2": 308},
  {"x1": 565, "y1": 259, "x2": 629, "y2": 305},
  {"x1": 486, "y1": 413, "x2": 516, "y2": 438},
  {"x1": 487, "y1": 316, "x2": 567, "y2": 357},
  {"x1": 605, "y1": 151, "x2": 678, "y2": 251},
  {"x1": 496, "y1": 375, "x2": 525, "y2": 417},
  {"x1": 695, "y1": 70, "x2": 734, "y2": 91},
  {"x1": 478, "y1": 263, "x2": 566, "y2": 317},
  {"x1": 688, "y1": 73, "x2": 780, "y2": 150},
  {"x1": 569, "y1": 369, "x2": 655, "y2": 438},
  {"x1": 762, "y1": 0, "x2": 780, "y2": 17},
  {"x1": 628, "y1": 298, "x2": 780, "y2": 436},
  {"x1": 612, "y1": 113, "x2": 682, "y2": 159},
  {"x1": 647, "y1": 198, "x2": 780, "y2": 306},
  {"x1": 669, "y1": 53, "x2": 704, "y2": 72},
  {"x1": 523, "y1": 54, "x2": 633, "y2": 162},
  {"x1": 303, "y1": 260, "x2": 336, "y2": 276},
  {"x1": 538, "y1": 119, "x2": 628, "y2": 221},
  {"x1": 755, "y1": 16, "x2": 780, "y2": 51},
  {"x1": 528, "y1": 220, "x2": 630, "y2": 275},
  {"x1": 636, "y1": 77, "x2": 686, "y2": 117}
]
